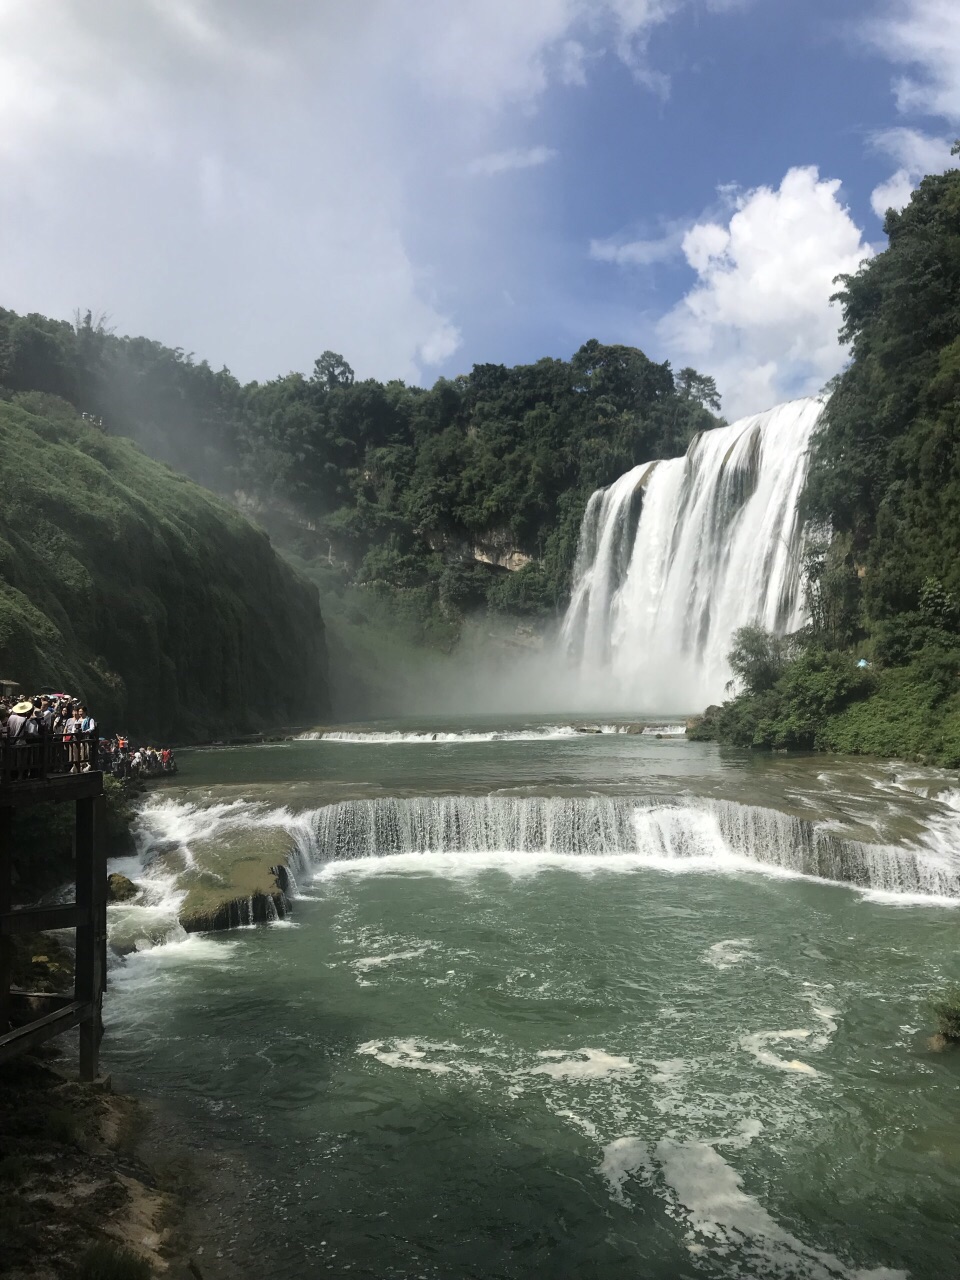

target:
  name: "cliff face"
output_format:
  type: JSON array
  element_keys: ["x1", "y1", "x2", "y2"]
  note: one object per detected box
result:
[{"x1": 0, "y1": 399, "x2": 329, "y2": 740}]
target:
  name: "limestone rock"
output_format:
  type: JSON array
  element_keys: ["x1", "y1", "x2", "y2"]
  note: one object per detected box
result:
[{"x1": 107, "y1": 873, "x2": 139, "y2": 903}]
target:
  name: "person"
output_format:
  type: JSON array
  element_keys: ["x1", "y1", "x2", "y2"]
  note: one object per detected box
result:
[
  {"x1": 5, "y1": 700, "x2": 34, "y2": 780},
  {"x1": 64, "y1": 704, "x2": 82, "y2": 771},
  {"x1": 52, "y1": 698, "x2": 70, "y2": 735},
  {"x1": 6, "y1": 700, "x2": 32, "y2": 745},
  {"x1": 41, "y1": 697, "x2": 55, "y2": 732},
  {"x1": 75, "y1": 705, "x2": 96, "y2": 772}
]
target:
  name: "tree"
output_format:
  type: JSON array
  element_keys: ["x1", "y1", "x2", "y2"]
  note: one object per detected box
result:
[
  {"x1": 676, "y1": 367, "x2": 721, "y2": 412},
  {"x1": 312, "y1": 351, "x2": 355, "y2": 391},
  {"x1": 726, "y1": 624, "x2": 791, "y2": 695}
]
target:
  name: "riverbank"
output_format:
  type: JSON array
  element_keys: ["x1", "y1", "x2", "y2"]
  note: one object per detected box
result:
[
  {"x1": 0, "y1": 1045, "x2": 185, "y2": 1279},
  {"x1": 688, "y1": 643, "x2": 960, "y2": 770}
]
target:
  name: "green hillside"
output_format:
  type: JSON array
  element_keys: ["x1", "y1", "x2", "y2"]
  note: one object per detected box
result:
[{"x1": 0, "y1": 395, "x2": 328, "y2": 740}]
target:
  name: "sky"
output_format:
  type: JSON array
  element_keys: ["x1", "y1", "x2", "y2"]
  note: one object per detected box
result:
[{"x1": 0, "y1": 0, "x2": 958, "y2": 419}]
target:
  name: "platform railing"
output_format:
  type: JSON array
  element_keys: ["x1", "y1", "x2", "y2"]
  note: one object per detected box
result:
[{"x1": 0, "y1": 735, "x2": 99, "y2": 786}]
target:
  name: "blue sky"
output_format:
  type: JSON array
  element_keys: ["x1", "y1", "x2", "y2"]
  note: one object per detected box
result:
[{"x1": 1, "y1": 0, "x2": 957, "y2": 418}]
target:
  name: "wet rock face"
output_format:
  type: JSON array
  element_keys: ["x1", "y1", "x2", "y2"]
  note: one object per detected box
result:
[
  {"x1": 107, "y1": 873, "x2": 139, "y2": 903},
  {"x1": 171, "y1": 827, "x2": 296, "y2": 934},
  {"x1": 180, "y1": 887, "x2": 288, "y2": 934}
]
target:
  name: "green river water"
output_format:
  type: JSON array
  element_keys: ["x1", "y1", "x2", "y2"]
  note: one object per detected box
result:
[{"x1": 103, "y1": 720, "x2": 960, "y2": 1279}]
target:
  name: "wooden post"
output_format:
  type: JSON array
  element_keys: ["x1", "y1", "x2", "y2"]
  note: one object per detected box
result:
[
  {"x1": 0, "y1": 806, "x2": 12, "y2": 1040},
  {"x1": 74, "y1": 794, "x2": 106, "y2": 1081}
]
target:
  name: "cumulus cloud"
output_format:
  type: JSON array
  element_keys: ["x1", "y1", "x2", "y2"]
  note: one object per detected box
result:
[
  {"x1": 0, "y1": 0, "x2": 717, "y2": 384},
  {"x1": 862, "y1": 2, "x2": 960, "y2": 217},
  {"x1": 465, "y1": 146, "x2": 558, "y2": 176},
  {"x1": 868, "y1": 126, "x2": 955, "y2": 217},
  {"x1": 866, "y1": 0, "x2": 960, "y2": 122},
  {"x1": 656, "y1": 167, "x2": 874, "y2": 419}
]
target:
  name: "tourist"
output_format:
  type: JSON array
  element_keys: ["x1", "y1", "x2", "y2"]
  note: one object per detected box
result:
[
  {"x1": 77, "y1": 705, "x2": 97, "y2": 772},
  {"x1": 0, "y1": 687, "x2": 177, "y2": 784},
  {"x1": 63, "y1": 704, "x2": 82, "y2": 770},
  {"x1": 6, "y1": 700, "x2": 33, "y2": 746}
]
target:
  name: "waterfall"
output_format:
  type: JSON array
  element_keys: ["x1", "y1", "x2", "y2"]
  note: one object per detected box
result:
[
  {"x1": 115, "y1": 790, "x2": 960, "y2": 950},
  {"x1": 307, "y1": 795, "x2": 960, "y2": 900},
  {"x1": 561, "y1": 398, "x2": 823, "y2": 710}
]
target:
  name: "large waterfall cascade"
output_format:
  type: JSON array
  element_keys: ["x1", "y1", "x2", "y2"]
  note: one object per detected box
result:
[{"x1": 561, "y1": 398, "x2": 824, "y2": 710}]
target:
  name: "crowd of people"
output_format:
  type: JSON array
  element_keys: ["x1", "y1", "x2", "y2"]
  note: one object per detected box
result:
[
  {"x1": 0, "y1": 691, "x2": 177, "y2": 781},
  {"x1": 101, "y1": 739, "x2": 178, "y2": 780}
]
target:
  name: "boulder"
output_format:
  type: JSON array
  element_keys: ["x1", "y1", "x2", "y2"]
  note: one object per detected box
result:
[{"x1": 107, "y1": 873, "x2": 139, "y2": 903}]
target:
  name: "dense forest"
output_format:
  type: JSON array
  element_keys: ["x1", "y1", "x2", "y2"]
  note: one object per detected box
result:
[
  {"x1": 0, "y1": 310, "x2": 722, "y2": 656},
  {"x1": 694, "y1": 149, "x2": 960, "y2": 764},
  {"x1": 0, "y1": 397, "x2": 328, "y2": 739}
]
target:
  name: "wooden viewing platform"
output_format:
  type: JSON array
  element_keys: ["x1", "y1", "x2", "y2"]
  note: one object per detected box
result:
[{"x1": 0, "y1": 737, "x2": 107, "y2": 1080}]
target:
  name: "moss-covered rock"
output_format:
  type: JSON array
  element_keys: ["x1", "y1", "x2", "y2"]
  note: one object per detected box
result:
[
  {"x1": 173, "y1": 826, "x2": 294, "y2": 933},
  {"x1": 107, "y1": 873, "x2": 139, "y2": 903},
  {"x1": 0, "y1": 400, "x2": 329, "y2": 740}
]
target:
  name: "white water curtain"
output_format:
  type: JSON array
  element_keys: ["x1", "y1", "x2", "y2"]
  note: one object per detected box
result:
[{"x1": 562, "y1": 398, "x2": 823, "y2": 711}]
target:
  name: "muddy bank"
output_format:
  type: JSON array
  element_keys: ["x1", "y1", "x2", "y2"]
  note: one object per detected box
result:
[{"x1": 0, "y1": 1042, "x2": 249, "y2": 1280}]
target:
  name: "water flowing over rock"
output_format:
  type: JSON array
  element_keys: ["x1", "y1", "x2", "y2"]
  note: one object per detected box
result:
[
  {"x1": 561, "y1": 398, "x2": 823, "y2": 709},
  {"x1": 303, "y1": 794, "x2": 960, "y2": 900}
]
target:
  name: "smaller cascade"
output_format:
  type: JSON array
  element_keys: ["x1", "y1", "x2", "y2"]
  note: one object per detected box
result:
[{"x1": 304, "y1": 794, "x2": 960, "y2": 900}]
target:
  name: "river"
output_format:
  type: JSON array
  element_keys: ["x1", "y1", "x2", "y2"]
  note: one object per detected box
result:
[{"x1": 102, "y1": 719, "x2": 960, "y2": 1279}]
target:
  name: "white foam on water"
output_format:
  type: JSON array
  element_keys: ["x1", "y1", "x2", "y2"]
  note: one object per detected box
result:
[
  {"x1": 113, "y1": 931, "x2": 240, "y2": 968},
  {"x1": 353, "y1": 947, "x2": 431, "y2": 972},
  {"x1": 295, "y1": 725, "x2": 625, "y2": 744},
  {"x1": 356, "y1": 1038, "x2": 466, "y2": 1075},
  {"x1": 552, "y1": 1109, "x2": 601, "y2": 1142},
  {"x1": 703, "y1": 938, "x2": 757, "y2": 970},
  {"x1": 598, "y1": 1135, "x2": 650, "y2": 1205},
  {"x1": 659, "y1": 1139, "x2": 906, "y2": 1279},
  {"x1": 524, "y1": 1048, "x2": 638, "y2": 1081},
  {"x1": 739, "y1": 1029, "x2": 821, "y2": 1076},
  {"x1": 648, "y1": 1057, "x2": 689, "y2": 1085},
  {"x1": 597, "y1": 1136, "x2": 905, "y2": 1279},
  {"x1": 740, "y1": 993, "x2": 838, "y2": 1076}
]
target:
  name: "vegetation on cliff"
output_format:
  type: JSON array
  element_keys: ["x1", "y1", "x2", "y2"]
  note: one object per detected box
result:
[
  {"x1": 1, "y1": 309, "x2": 722, "y2": 643},
  {"x1": 694, "y1": 150, "x2": 960, "y2": 764},
  {"x1": 0, "y1": 397, "x2": 328, "y2": 740}
]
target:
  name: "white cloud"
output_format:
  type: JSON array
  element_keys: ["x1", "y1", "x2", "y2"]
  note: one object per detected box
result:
[
  {"x1": 656, "y1": 167, "x2": 874, "y2": 419},
  {"x1": 0, "y1": 0, "x2": 713, "y2": 385},
  {"x1": 870, "y1": 170, "x2": 917, "y2": 218},
  {"x1": 465, "y1": 146, "x2": 558, "y2": 176},
  {"x1": 862, "y1": 2, "x2": 960, "y2": 216},
  {"x1": 872, "y1": 125, "x2": 955, "y2": 172},
  {"x1": 418, "y1": 322, "x2": 463, "y2": 366},
  {"x1": 589, "y1": 225, "x2": 684, "y2": 266},
  {"x1": 866, "y1": 0, "x2": 960, "y2": 123},
  {"x1": 558, "y1": 39, "x2": 589, "y2": 86},
  {"x1": 868, "y1": 127, "x2": 955, "y2": 217}
]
